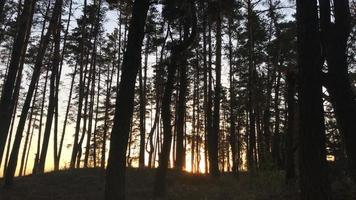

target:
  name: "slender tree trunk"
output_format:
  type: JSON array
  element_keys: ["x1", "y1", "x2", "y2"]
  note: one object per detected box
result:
[
  {"x1": 23, "y1": 114, "x2": 36, "y2": 176},
  {"x1": 154, "y1": 2, "x2": 196, "y2": 196},
  {"x1": 139, "y1": 37, "x2": 149, "y2": 168},
  {"x1": 3, "y1": 96, "x2": 17, "y2": 174},
  {"x1": 202, "y1": 9, "x2": 209, "y2": 173},
  {"x1": 105, "y1": 1, "x2": 150, "y2": 199},
  {"x1": 147, "y1": 27, "x2": 169, "y2": 168},
  {"x1": 154, "y1": 49, "x2": 178, "y2": 196},
  {"x1": 228, "y1": 18, "x2": 238, "y2": 177},
  {"x1": 33, "y1": 67, "x2": 50, "y2": 173},
  {"x1": 54, "y1": 0, "x2": 72, "y2": 171},
  {"x1": 4, "y1": 0, "x2": 63, "y2": 186},
  {"x1": 272, "y1": 70, "x2": 282, "y2": 169},
  {"x1": 19, "y1": 82, "x2": 39, "y2": 176},
  {"x1": 38, "y1": 12, "x2": 62, "y2": 173},
  {"x1": 70, "y1": 0, "x2": 87, "y2": 169},
  {"x1": 93, "y1": 69, "x2": 101, "y2": 167},
  {"x1": 175, "y1": 49, "x2": 187, "y2": 171},
  {"x1": 0, "y1": 0, "x2": 36, "y2": 165},
  {"x1": 210, "y1": 4, "x2": 221, "y2": 177},
  {"x1": 1, "y1": 12, "x2": 30, "y2": 170},
  {"x1": 84, "y1": 0, "x2": 101, "y2": 168},
  {"x1": 247, "y1": 0, "x2": 256, "y2": 173}
]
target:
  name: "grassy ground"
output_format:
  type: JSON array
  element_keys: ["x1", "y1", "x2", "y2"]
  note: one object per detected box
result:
[{"x1": 0, "y1": 168, "x2": 354, "y2": 200}]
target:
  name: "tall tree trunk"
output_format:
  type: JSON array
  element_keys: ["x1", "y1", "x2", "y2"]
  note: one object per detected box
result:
[
  {"x1": 93, "y1": 69, "x2": 101, "y2": 167},
  {"x1": 23, "y1": 114, "x2": 37, "y2": 175},
  {"x1": 1, "y1": 11, "x2": 30, "y2": 170},
  {"x1": 228, "y1": 17, "x2": 238, "y2": 177},
  {"x1": 247, "y1": 0, "x2": 256, "y2": 173},
  {"x1": 297, "y1": 0, "x2": 331, "y2": 198},
  {"x1": 154, "y1": 2, "x2": 196, "y2": 196},
  {"x1": 272, "y1": 70, "x2": 282, "y2": 168},
  {"x1": 175, "y1": 49, "x2": 187, "y2": 171},
  {"x1": 33, "y1": 67, "x2": 50, "y2": 174},
  {"x1": 37, "y1": 13, "x2": 62, "y2": 173},
  {"x1": 139, "y1": 37, "x2": 149, "y2": 168},
  {"x1": 70, "y1": 0, "x2": 88, "y2": 169},
  {"x1": 19, "y1": 82, "x2": 39, "y2": 176},
  {"x1": 154, "y1": 47, "x2": 178, "y2": 196},
  {"x1": 54, "y1": 0, "x2": 73, "y2": 171},
  {"x1": 210, "y1": 4, "x2": 221, "y2": 177},
  {"x1": 105, "y1": 0, "x2": 150, "y2": 199},
  {"x1": 0, "y1": 0, "x2": 36, "y2": 166},
  {"x1": 202, "y1": 8, "x2": 209, "y2": 173},
  {"x1": 84, "y1": 0, "x2": 101, "y2": 168},
  {"x1": 3, "y1": 0, "x2": 63, "y2": 186},
  {"x1": 101, "y1": 56, "x2": 115, "y2": 168}
]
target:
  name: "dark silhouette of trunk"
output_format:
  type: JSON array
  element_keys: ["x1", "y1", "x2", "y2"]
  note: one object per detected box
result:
[
  {"x1": 272, "y1": 70, "x2": 282, "y2": 168},
  {"x1": 155, "y1": 54, "x2": 177, "y2": 192},
  {"x1": 285, "y1": 68, "x2": 296, "y2": 183},
  {"x1": 320, "y1": 0, "x2": 356, "y2": 182},
  {"x1": 3, "y1": 0, "x2": 63, "y2": 186},
  {"x1": 175, "y1": 49, "x2": 187, "y2": 171},
  {"x1": 192, "y1": 81, "x2": 196, "y2": 173},
  {"x1": 104, "y1": 0, "x2": 150, "y2": 199},
  {"x1": 228, "y1": 17, "x2": 238, "y2": 177},
  {"x1": 206, "y1": 18, "x2": 214, "y2": 175},
  {"x1": 54, "y1": 0, "x2": 73, "y2": 171},
  {"x1": 84, "y1": 0, "x2": 101, "y2": 168},
  {"x1": 1, "y1": 8, "x2": 30, "y2": 170},
  {"x1": 210, "y1": 4, "x2": 221, "y2": 177},
  {"x1": 297, "y1": 0, "x2": 331, "y2": 199},
  {"x1": 147, "y1": 28, "x2": 168, "y2": 168},
  {"x1": 101, "y1": 55, "x2": 115, "y2": 168},
  {"x1": 33, "y1": 67, "x2": 50, "y2": 174},
  {"x1": 77, "y1": 58, "x2": 91, "y2": 168},
  {"x1": 0, "y1": 0, "x2": 36, "y2": 166},
  {"x1": 37, "y1": 14, "x2": 62, "y2": 173},
  {"x1": 202, "y1": 8, "x2": 209, "y2": 173},
  {"x1": 247, "y1": 0, "x2": 256, "y2": 173},
  {"x1": 19, "y1": 82, "x2": 39, "y2": 176},
  {"x1": 3, "y1": 95, "x2": 18, "y2": 174},
  {"x1": 154, "y1": 2, "x2": 197, "y2": 196},
  {"x1": 23, "y1": 114, "x2": 36, "y2": 175},
  {"x1": 261, "y1": 0, "x2": 282, "y2": 165},
  {"x1": 70, "y1": 0, "x2": 87, "y2": 169},
  {"x1": 195, "y1": 52, "x2": 201, "y2": 174},
  {"x1": 139, "y1": 37, "x2": 149, "y2": 168}
]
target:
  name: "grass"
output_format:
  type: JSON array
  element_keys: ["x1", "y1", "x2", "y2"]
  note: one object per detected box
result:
[{"x1": 0, "y1": 168, "x2": 354, "y2": 200}]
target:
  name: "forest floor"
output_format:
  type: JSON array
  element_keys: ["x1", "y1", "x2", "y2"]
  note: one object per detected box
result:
[{"x1": 0, "y1": 167, "x2": 355, "y2": 200}]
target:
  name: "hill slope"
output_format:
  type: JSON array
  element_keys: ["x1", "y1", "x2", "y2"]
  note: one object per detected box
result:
[{"x1": 0, "y1": 168, "x2": 354, "y2": 200}]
